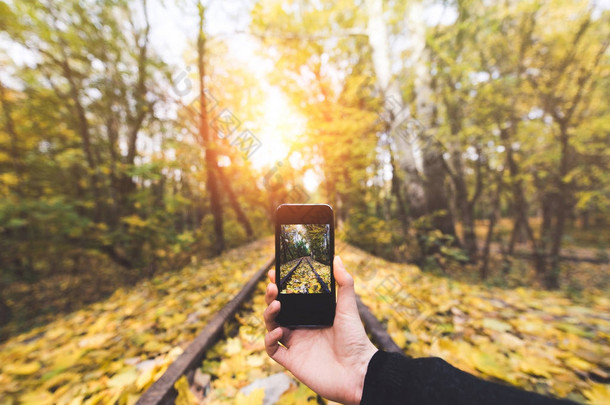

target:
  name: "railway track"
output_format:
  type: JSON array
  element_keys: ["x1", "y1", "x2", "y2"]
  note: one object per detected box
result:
[
  {"x1": 279, "y1": 257, "x2": 304, "y2": 291},
  {"x1": 303, "y1": 257, "x2": 331, "y2": 293},
  {"x1": 280, "y1": 256, "x2": 332, "y2": 293},
  {"x1": 137, "y1": 256, "x2": 402, "y2": 404}
]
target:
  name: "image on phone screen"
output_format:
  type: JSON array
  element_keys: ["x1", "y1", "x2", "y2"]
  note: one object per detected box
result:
[{"x1": 279, "y1": 224, "x2": 331, "y2": 294}]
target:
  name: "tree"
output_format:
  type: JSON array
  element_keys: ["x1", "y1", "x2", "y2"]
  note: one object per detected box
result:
[
  {"x1": 196, "y1": 0, "x2": 225, "y2": 255},
  {"x1": 525, "y1": 2, "x2": 609, "y2": 287}
]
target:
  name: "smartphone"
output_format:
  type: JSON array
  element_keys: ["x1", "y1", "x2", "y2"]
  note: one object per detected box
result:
[{"x1": 275, "y1": 204, "x2": 335, "y2": 327}]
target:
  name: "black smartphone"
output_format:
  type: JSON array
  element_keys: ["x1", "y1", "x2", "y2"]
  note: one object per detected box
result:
[{"x1": 275, "y1": 204, "x2": 335, "y2": 327}]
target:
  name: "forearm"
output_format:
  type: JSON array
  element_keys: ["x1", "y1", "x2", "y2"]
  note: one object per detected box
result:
[{"x1": 360, "y1": 351, "x2": 578, "y2": 405}]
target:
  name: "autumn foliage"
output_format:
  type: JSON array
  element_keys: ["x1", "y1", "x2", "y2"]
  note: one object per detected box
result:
[{"x1": 0, "y1": 0, "x2": 609, "y2": 403}]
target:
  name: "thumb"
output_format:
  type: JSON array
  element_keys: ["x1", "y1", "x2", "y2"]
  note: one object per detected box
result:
[{"x1": 334, "y1": 255, "x2": 359, "y2": 315}]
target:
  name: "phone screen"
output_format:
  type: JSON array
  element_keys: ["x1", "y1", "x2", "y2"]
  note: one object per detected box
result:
[
  {"x1": 275, "y1": 204, "x2": 335, "y2": 327},
  {"x1": 279, "y1": 224, "x2": 332, "y2": 294}
]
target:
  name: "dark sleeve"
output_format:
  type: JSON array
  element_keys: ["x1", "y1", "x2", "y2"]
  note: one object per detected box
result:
[{"x1": 360, "y1": 351, "x2": 579, "y2": 405}]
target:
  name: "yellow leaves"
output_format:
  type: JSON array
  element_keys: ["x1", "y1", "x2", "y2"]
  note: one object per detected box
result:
[
  {"x1": 341, "y1": 242, "x2": 610, "y2": 401},
  {"x1": 201, "y1": 279, "x2": 318, "y2": 402},
  {"x1": 564, "y1": 356, "x2": 593, "y2": 372},
  {"x1": 161, "y1": 312, "x2": 188, "y2": 329},
  {"x1": 482, "y1": 318, "x2": 512, "y2": 333},
  {"x1": 142, "y1": 340, "x2": 167, "y2": 353},
  {"x1": 246, "y1": 354, "x2": 266, "y2": 368},
  {"x1": 494, "y1": 332, "x2": 524, "y2": 350},
  {"x1": 225, "y1": 337, "x2": 243, "y2": 356},
  {"x1": 3, "y1": 361, "x2": 41, "y2": 376},
  {"x1": 45, "y1": 326, "x2": 70, "y2": 340},
  {"x1": 470, "y1": 351, "x2": 518, "y2": 384},
  {"x1": 280, "y1": 257, "x2": 331, "y2": 294},
  {"x1": 511, "y1": 317, "x2": 551, "y2": 337},
  {"x1": 278, "y1": 382, "x2": 319, "y2": 404},
  {"x1": 121, "y1": 215, "x2": 148, "y2": 228},
  {"x1": 0, "y1": 172, "x2": 18, "y2": 187},
  {"x1": 583, "y1": 383, "x2": 610, "y2": 405},
  {"x1": 18, "y1": 389, "x2": 55, "y2": 405},
  {"x1": 1, "y1": 237, "x2": 606, "y2": 404},
  {"x1": 387, "y1": 318, "x2": 407, "y2": 348},
  {"x1": 107, "y1": 368, "x2": 138, "y2": 389},
  {"x1": 235, "y1": 388, "x2": 264, "y2": 405},
  {"x1": 0, "y1": 238, "x2": 275, "y2": 404},
  {"x1": 174, "y1": 376, "x2": 196, "y2": 405},
  {"x1": 135, "y1": 362, "x2": 162, "y2": 392},
  {"x1": 78, "y1": 333, "x2": 115, "y2": 349},
  {"x1": 517, "y1": 355, "x2": 562, "y2": 379}
]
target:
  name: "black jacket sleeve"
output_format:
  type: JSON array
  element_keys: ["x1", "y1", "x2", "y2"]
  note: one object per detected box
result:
[{"x1": 360, "y1": 351, "x2": 578, "y2": 405}]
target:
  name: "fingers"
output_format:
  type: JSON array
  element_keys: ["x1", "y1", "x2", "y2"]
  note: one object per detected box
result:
[
  {"x1": 334, "y1": 255, "x2": 359, "y2": 315},
  {"x1": 267, "y1": 269, "x2": 276, "y2": 283},
  {"x1": 263, "y1": 299, "x2": 280, "y2": 332},
  {"x1": 264, "y1": 281, "x2": 280, "y2": 332},
  {"x1": 334, "y1": 255, "x2": 355, "y2": 291},
  {"x1": 265, "y1": 327, "x2": 288, "y2": 366},
  {"x1": 265, "y1": 282, "x2": 278, "y2": 305}
]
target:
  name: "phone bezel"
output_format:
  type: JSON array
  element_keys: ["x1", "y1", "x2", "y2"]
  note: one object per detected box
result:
[{"x1": 275, "y1": 204, "x2": 336, "y2": 327}]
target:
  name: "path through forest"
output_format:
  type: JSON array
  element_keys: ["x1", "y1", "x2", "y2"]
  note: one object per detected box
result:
[
  {"x1": 279, "y1": 257, "x2": 331, "y2": 294},
  {"x1": 0, "y1": 238, "x2": 608, "y2": 404}
]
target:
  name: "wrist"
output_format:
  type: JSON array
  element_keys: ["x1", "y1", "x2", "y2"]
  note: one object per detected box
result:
[{"x1": 351, "y1": 343, "x2": 378, "y2": 405}]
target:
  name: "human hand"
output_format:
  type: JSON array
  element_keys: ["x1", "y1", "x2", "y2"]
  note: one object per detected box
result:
[{"x1": 263, "y1": 256, "x2": 378, "y2": 405}]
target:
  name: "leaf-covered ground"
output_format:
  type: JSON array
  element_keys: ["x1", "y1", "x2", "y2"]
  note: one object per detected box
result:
[
  {"x1": 307, "y1": 258, "x2": 331, "y2": 288},
  {"x1": 280, "y1": 257, "x2": 330, "y2": 294},
  {"x1": 337, "y1": 242, "x2": 610, "y2": 404},
  {"x1": 0, "y1": 238, "x2": 274, "y2": 405},
  {"x1": 197, "y1": 242, "x2": 609, "y2": 405},
  {"x1": 2, "y1": 238, "x2": 609, "y2": 404},
  {"x1": 196, "y1": 279, "x2": 320, "y2": 404}
]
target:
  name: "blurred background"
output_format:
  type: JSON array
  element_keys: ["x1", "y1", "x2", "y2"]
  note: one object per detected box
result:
[{"x1": 0, "y1": 0, "x2": 609, "y2": 403}]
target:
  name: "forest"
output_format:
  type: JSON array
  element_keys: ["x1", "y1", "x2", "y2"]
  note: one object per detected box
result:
[
  {"x1": 279, "y1": 224, "x2": 331, "y2": 293},
  {"x1": 0, "y1": 0, "x2": 609, "y2": 404},
  {"x1": 280, "y1": 224, "x2": 330, "y2": 265}
]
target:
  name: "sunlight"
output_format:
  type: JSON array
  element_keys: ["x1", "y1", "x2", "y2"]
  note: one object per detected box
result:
[
  {"x1": 250, "y1": 86, "x2": 306, "y2": 169},
  {"x1": 303, "y1": 169, "x2": 321, "y2": 193},
  {"x1": 3, "y1": 1, "x2": 609, "y2": 403}
]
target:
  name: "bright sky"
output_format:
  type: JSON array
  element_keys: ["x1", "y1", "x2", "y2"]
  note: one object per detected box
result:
[
  {"x1": 8, "y1": 0, "x2": 607, "y2": 193},
  {"x1": 144, "y1": 0, "x2": 460, "y2": 193},
  {"x1": 147, "y1": 0, "x2": 303, "y2": 171}
]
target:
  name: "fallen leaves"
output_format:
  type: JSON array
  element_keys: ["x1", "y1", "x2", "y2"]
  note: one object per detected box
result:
[
  {"x1": 3, "y1": 361, "x2": 41, "y2": 376},
  {"x1": 339, "y1": 241, "x2": 610, "y2": 403},
  {"x1": 198, "y1": 279, "x2": 319, "y2": 404},
  {"x1": 0, "y1": 238, "x2": 274, "y2": 404},
  {"x1": 280, "y1": 257, "x2": 331, "y2": 294},
  {"x1": 583, "y1": 383, "x2": 610, "y2": 405},
  {"x1": 2, "y1": 238, "x2": 607, "y2": 404}
]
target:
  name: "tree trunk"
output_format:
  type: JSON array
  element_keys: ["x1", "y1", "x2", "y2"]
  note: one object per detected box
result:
[
  {"x1": 217, "y1": 166, "x2": 253, "y2": 238},
  {"x1": 59, "y1": 50, "x2": 104, "y2": 222},
  {"x1": 197, "y1": 1, "x2": 224, "y2": 255},
  {"x1": 0, "y1": 81, "x2": 23, "y2": 190},
  {"x1": 541, "y1": 193, "x2": 554, "y2": 243},
  {"x1": 388, "y1": 145, "x2": 410, "y2": 236},
  {"x1": 501, "y1": 127, "x2": 546, "y2": 275},
  {"x1": 422, "y1": 142, "x2": 456, "y2": 237},
  {"x1": 547, "y1": 122, "x2": 570, "y2": 289},
  {"x1": 0, "y1": 292, "x2": 11, "y2": 330},
  {"x1": 365, "y1": 0, "x2": 427, "y2": 218},
  {"x1": 580, "y1": 210, "x2": 589, "y2": 230},
  {"x1": 446, "y1": 145, "x2": 479, "y2": 257},
  {"x1": 480, "y1": 170, "x2": 504, "y2": 279}
]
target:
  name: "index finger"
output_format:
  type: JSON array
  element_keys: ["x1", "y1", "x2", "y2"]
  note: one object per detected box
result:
[
  {"x1": 268, "y1": 269, "x2": 276, "y2": 283},
  {"x1": 265, "y1": 282, "x2": 278, "y2": 305}
]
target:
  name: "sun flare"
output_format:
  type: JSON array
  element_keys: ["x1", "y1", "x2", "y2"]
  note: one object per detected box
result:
[{"x1": 250, "y1": 86, "x2": 306, "y2": 169}]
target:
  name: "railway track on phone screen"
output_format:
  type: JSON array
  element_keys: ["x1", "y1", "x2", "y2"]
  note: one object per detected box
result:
[{"x1": 137, "y1": 256, "x2": 401, "y2": 405}]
